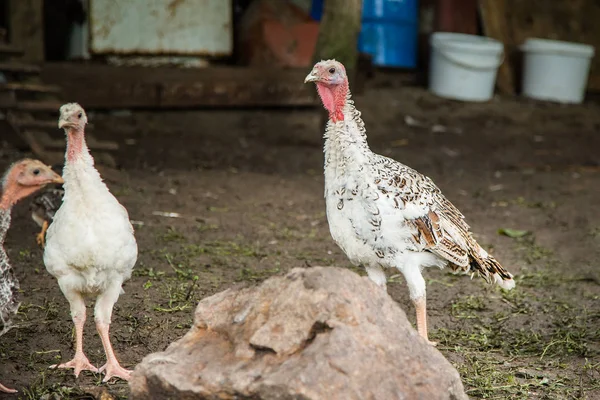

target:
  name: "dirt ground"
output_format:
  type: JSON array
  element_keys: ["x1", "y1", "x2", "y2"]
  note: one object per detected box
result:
[{"x1": 1, "y1": 76, "x2": 599, "y2": 399}]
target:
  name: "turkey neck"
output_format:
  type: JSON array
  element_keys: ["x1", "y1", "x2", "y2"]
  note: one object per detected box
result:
[
  {"x1": 66, "y1": 127, "x2": 90, "y2": 164},
  {"x1": 63, "y1": 127, "x2": 106, "y2": 196},
  {"x1": 323, "y1": 90, "x2": 372, "y2": 176}
]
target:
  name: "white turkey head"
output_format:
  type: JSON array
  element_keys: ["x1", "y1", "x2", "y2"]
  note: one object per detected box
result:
[{"x1": 58, "y1": 102, "x2": 88, "y2": 130}]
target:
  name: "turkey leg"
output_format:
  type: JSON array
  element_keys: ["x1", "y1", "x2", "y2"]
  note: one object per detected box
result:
[
  {"x1": 413, "y1": 297, "x2": 437, "y2": 346},
  {"x1": 96, "y1": 322, "x2": 131, "y2": 381},
  {"x1": 36, "y1": 220, "x2": 49, "y2": 248},
  {"x1": 52, "y1": 302, "x2": 99, "y2": 376},
  {"x1": 95, "y1": 286, "x2": 131, "y2": 382}
]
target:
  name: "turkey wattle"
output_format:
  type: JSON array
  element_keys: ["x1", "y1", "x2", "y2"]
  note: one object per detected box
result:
[
  {"x1": 1, "y1": 159, "x2": 64, "y2": 393},
  {"x1": 305, "y1": 60, "x2": 515, "y2": 344},
  {"x1": 44, "y1": 103, "x2": 138, "y2": 381}
]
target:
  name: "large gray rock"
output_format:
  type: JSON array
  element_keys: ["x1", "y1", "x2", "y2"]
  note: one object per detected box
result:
[{"x1": 130, "y1": 267, "x2": 468, "y2": 400}]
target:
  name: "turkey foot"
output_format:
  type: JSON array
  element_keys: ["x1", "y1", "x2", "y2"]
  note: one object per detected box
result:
[
  {"x1": 0, "y1": 381, "x2": 17, "y2": 394},
  {"x1": 99, "y1": 360, "x2": 132, "y2": 382},
  {"x1": 51, "y1": 353, "x2": 99, "y2": 377}
]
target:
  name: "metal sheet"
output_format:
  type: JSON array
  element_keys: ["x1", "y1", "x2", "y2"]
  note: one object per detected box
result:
[{"x1": 90, "y1": 0, "x2": 232, "y2": 56}]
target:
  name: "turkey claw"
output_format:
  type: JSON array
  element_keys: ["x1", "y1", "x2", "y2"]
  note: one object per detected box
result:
[
  {"x1": 99, "y1": 361, "x2": 132, "y2": 382},
  {"x1": 51, "y1": 354, "x2": 99, "y2": 377}
]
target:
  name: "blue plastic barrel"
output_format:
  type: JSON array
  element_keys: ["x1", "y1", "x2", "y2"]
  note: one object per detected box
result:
[
  {"x1": 310, "y1": 0, "x2": 325, "y2": 21},
  {"x1": 310, "y1": 0, "x2": 419, "y2": 68},
  {"x1": 359, "y1": 0, "x2": 419, "y2": 68}
]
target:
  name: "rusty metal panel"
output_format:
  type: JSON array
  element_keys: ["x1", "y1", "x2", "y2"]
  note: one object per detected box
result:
[{"x1": 89, "y1": 0, "x2": 232, "y2": 56}]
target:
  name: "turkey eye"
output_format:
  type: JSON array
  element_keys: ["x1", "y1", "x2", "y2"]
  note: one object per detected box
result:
[
  {"x1": 33, "y1": 169, "x2": 40, "y2": 175},
  {"x1": 78, "y1": 112, "x2": 83, "y2": 118},
  {"x1": 328, "y1": 68, "x2": 335, "y2": 74}
]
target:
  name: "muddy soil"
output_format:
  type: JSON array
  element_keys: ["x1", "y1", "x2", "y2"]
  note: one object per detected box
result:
[{"x1": 0, "y1": 77, "x2": 599, "y2": 399}]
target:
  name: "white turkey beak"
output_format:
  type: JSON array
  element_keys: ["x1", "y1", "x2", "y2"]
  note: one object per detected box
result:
[
  {"x1": 304, "y1": 69, "x2": 318, "y2": 83},
  {"x1": 58, "y1": 118, "x2": 68, "y2": 129}
]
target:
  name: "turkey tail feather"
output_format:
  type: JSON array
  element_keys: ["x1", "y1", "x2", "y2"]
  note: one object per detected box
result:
[
  {"x1": 468, "y1": 240, "x2": 515, "y2": 290},
  {"x1": 470, "y1": 254, "x2": 515, "y2": 290}
]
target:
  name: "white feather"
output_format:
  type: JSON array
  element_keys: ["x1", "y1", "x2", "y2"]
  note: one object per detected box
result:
[{"x1": 494, "y1": 273, "x2": 515, "y2": 290}]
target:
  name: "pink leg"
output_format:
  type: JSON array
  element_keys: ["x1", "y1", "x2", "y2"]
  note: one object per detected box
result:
[
  {"x1": 0, "y1": 381, "x2": 17, "y2": 394},
  {"x1": 96, "y1": 322, "x2": 131, "y2": 382},
  {"x1": 413, "y1": 297, "x2": 437, "y2": 346},
  {"x1": 52, "y1": 310, "x2": 99, "y2": 376}
]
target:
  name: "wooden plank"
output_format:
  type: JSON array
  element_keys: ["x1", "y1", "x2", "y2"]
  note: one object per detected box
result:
[
  {"x1": 0, "y1": 91, "x2": 16, "y2": 107},
  {"x1": 16, "y1": 101, "x2": 63, "y2": 112},
  {"x1": 9, "y1": 119, "x2": 59, "y2": 130},
  {"x1": 479, "y1": 0, "x2": 516, "y2": 95},
  {"x1": 20, "y1": 130, "x2": 55, "y2": 162},
  {"x1": 0, "y1": 62, "x2": 41, "y2": 74},
  {"x1": 0, "y1": 83, "x2": 61, "y2": 93},
  {"x1": 41, "y1": 63, "x2": 319, "y2": 108},
  {"x1": 86, "y1": 134, "x2": 119, "y2": 151},
  {"x1": 9, "y1": 118, "x2": 95, "y2": 132},
  {"x1": 0, "y1": 43, "x2": 24, "y2": 56},
  {"x1": 8, "y1": 0, "x2": 44, "y2": 62}
]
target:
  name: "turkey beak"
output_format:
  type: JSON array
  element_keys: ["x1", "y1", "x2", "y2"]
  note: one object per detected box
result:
[
  {"x1": 58, "y1": 118, "x2": 68, "y2": 129},
  {"x1": 304, "y1": 69, "x2": 318, "y2": 83},
  {"x1": 44, "y1": 167, "x2": 64, "y2": 184},
  {"x1": 52, "y1": 174, "x2": 64, "y2": 184}
]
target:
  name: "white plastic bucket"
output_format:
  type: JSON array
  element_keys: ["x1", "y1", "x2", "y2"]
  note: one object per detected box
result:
[
  {"x1": 428, "y1": 32, "x2": 504, "y2": 102},
  {"x1": 520, "y1": 38, "x2": 595, "y2": 104}
]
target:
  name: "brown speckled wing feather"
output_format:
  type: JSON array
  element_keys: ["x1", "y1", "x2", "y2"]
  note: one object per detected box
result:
[
  {"x1": 409, "y1": 208, "x2": 470, "y2": 269},
  {"x1": 376, "y1": 159, "x2": 512, "y2": 283},
  {"x1": 415, "y1": 191, "x2": 513, "y2": 282}
]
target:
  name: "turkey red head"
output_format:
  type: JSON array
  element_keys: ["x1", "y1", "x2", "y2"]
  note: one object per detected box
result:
[
  {"x1": 58, "y1": 102, "x2": 88, "y2": 130},
  {"x1": 305, "y1": 60, "x2": 349, "y2": 123},
  {"x1": 1, "y1": 159, "x2": 64, "y2": 209}
]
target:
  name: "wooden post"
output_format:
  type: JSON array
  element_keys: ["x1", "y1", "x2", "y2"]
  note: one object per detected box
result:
[
  {"x1": 8, "y1": 0, "x2": 44, "y2": 62},
  {"x1": 312, "y1": 0, "x2": 362, "y2": 126},
  {"x1": 312, "y1": 0, "x2": 363, "y2": 73},
  {"x1": 479, "y1": 0, "x2": 515, "y2": 95}
]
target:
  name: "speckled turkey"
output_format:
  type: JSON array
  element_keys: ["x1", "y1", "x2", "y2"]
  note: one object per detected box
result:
[
  {"x1": 305, "y1": 60, "x2": 515, "y2": 344},
  {"x1": 0, "y1": 159, "x2": 63, "y2": 393}
]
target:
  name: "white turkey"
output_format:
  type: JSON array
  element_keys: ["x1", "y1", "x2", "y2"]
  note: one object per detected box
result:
[
  {"x1": 305, "y1": 60, "x2": 515, "y2": 344},
  {"x1": 44, "y1": 103, "x2": 137, "y2": 381},
  {"x1": 1, "y1": 159, "x2": 64, "y2": 393}
]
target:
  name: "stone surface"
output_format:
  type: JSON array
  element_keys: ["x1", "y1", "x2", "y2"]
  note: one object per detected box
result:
[{"x1": 129, "y1": 267, "x2": 468, "y2": 400}]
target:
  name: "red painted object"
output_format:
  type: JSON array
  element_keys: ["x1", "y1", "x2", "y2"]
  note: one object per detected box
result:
[
  {"x1": 238, "y1": 0, "x2": 319, "y2": 68},
  {"x1": 435, "y1": 0, "x2": 478, "y2": 34}
]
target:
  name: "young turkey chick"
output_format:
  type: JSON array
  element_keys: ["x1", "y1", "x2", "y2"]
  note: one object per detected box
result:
[
  {"x1": 44, "y1": 103, "x2": 138, "y2": 382},
  {"x1": 305, "y1": 60, "x2": 515, "y2": 344},
  {"x1": 1, "y1": 159, "x2": 64, "y2": 393},
  {"x1": 30, "y1": 164, "x2": 64, "y2": 248}
]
